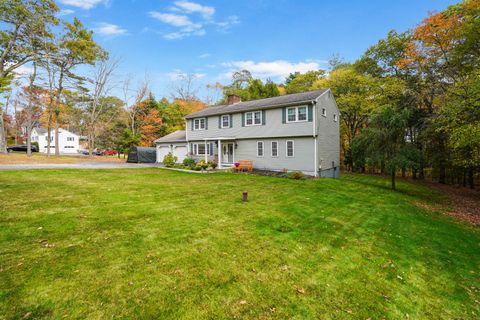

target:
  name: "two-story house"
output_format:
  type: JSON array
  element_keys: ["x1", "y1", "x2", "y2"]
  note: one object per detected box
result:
[
  {"x1": 155, "y1": 89, "x2": 340, "y2": 177},
  {"x1": 31, "y1": 127, "x2": 80, "y2": 154}
]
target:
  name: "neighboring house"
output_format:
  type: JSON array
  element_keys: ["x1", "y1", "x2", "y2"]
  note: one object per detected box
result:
[
  {"x1": 155, "y1": 89, "x2": 340, "y2": 177},
  {"x1": 31, "y1": 128, "x2": 80, "y2": 154}
]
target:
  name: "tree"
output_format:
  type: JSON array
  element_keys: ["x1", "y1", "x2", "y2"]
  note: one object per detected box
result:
[
  {"x1": 284, "y1": 70, "x2": 325, "y2": 94},
  {"x1": 43, "y1": 17, "x2": 106, "y2": 156},
  {"x1": 83, "y1": 58, "x2": 119, "y2": 156},
  {"x1": 0, "y1": 0, "x2": 58, "y2": 153},
  {"x1": 355, "y1": 106, "x2": 413, "y2": 190}
]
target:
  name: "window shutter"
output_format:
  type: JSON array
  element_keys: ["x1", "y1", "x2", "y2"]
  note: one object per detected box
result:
[
  {"x1": 242, "y1": 113, "x2": 245, "y2": 127},
  {"x1": 210, "y1": 143, "x2": 213, "y2": 156},
  {"x1": 205, "y1": 118, "x2": 208, "y2": 130},
  {"x1": 191, "y1": 119, "x2": 194, "y2": 131},
  {"x1": 282, "y1": 108, "x2": 286, "y2": 123},
  {"x1": 308, "y1": 105, "x2": 313, "y2": 122},
  {"x1": 218, "y1": 116, "x2": 221, "y2": 128},
  {"x1": 262, "y1": 110, "x2": 266, "y2": 125},
  {"x1": 230, "y1": 114, "x2": 233, "y2": 128}
]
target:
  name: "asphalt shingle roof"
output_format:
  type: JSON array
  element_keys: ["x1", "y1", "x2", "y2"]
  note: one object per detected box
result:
[
  {"x1": 154, "y1": 130, "x2": 186, "y2": 143},
  {"x1": 185, "y1": 89, "x2": 329, "y2": 119}
]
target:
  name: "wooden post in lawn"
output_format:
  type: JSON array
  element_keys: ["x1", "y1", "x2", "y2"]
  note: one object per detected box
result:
[{"x1": 242, "y1": 191, "x2": 248, "y2": 202}]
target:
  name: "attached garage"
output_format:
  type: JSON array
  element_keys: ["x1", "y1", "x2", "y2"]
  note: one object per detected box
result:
[{"x1": 154, "y1": 130, "x2": 188, "y2": 163}]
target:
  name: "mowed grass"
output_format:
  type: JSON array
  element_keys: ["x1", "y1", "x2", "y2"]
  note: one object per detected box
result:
[{"x1": 0, "y1": 169, "x2": 478, "y2": 319}]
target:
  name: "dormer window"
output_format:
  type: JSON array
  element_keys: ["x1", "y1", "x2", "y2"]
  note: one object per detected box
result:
[{"x1": 193, "y1": 118, "x2": 206, "y2": 130}]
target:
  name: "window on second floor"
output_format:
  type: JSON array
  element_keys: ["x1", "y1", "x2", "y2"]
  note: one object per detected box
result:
[
  {"x1": 221, "y1": 115, "x2": 230, "y2": 128},
  {"x1": 245, "y1": 111, "x2": 262, "y2": 126},
  {"x1": 333, "y1": 114, "x2": 338, "y2": 122},
  {"x1": 193, "y1": 118, "x2": 206, "y2": 130},
  {"x1": 67, "y1": 137, "x2": 75, "y2": 142},
  {"x1": 322, "y1": 108, "x2": 327, "y2": 117},
  {"x1": 286, "y1": 106, "x2": 308, "y2": 123}
]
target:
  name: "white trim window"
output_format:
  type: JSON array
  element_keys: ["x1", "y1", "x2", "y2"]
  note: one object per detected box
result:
[
  {"x1": 245, "y1": 111, "x2": 262, "y2": 126},
  {"x1": 257, "y1": 141, "x2": 264, "y2": 157},
  {"x1": 194, "y1": 118, "x2": 206, "y2": 130},
  {"x1": 193, "y1": 143, "x2": 206, "y2": 155},
  {"x1": 221, "y1": 115, "x2": 230, "y2": 128},
  {"x1": 333, "y1": 113, "x2": 338, "y2": 122},
  {"x1": 322, "y1": 108, "x2": 327, "y2": 117},
  {"x1": 286, "y1": 106, "x2": 308, "y2": 123},
  {"x1": 271, "y1": 141, "x2": 278, "y2": 157},
  {"x1": 67, "y1": 137, "x2": 75, "y2": 141},
  {"x1": 286, "y1": 140, "x2": 294, "y2": 157}
]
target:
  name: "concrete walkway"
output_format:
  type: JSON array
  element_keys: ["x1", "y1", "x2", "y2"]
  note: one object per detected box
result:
[{"x1": 0, "y1": 162, "x2": 160, "y2": 170}]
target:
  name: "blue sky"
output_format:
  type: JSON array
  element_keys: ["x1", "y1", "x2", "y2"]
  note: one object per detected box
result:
[{"x1": 57, "y1": 0, "x2": 457, "y2": 100}]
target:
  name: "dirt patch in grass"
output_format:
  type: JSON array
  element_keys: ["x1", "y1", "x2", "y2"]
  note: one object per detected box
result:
[
  {"x1": 0, "y1": 153, "x2": 125, "y2": 164},
  {"x1": 421, "y1": 181, "x2": 480, "y2": 226}
]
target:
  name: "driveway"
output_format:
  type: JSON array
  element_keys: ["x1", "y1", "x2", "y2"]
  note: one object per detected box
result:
[{"x1": 0, "y1": 162, "x2": 160, "y2": 170}]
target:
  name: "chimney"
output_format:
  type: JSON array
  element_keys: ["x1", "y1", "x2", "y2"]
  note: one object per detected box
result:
[{"x1": 227, "y1": 94, "x2": 241, "y2": 105}]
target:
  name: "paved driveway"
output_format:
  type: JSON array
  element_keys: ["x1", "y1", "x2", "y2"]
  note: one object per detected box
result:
[{"x1": 0, "y1": 162, "x2": 160, "y2": 170}]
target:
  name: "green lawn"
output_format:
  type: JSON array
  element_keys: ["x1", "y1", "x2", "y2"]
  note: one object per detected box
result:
[{"x1": 0, "y1": 169, "x2": 478, "y2": 319}]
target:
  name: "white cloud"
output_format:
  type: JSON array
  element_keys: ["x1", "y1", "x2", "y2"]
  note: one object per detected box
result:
[
  {"x1": 215, "y1": 15, "x2": 240, "y2": 31},
  {"x1": 165, "y1": 70, "x2": 206, "y2": 81},
  {"x1": 173, "y1": 1, "x2": 215, "y2": 19},
  {"x1": 198, "y1": 53, "x2": 211, "y2": 59},
  {"x1": 149, "y1": 12, "x2": 194, "y2": 27},
  {"x1": 59, "y1": 0, "x2": 108, "y2": 10},
  {"x1": 149, "y1": 11, "x2": 205, "y2": 40},
  {"x1": 94, "y1": 23, "x2": 128, "y2": 36},
  {"x1": 57, "y1": 9, "x2": 75, "y2": 16},
  {"x1": 222, "y1": 60, "x2": 323, "y2": 80},
  {"x1": 149, "y1": 2, "x2": 238, "y2": 40}
]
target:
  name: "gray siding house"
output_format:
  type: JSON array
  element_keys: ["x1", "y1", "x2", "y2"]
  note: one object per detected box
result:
[{"x1": 155, "y1": 89, "x2": 340, "y2": 177}]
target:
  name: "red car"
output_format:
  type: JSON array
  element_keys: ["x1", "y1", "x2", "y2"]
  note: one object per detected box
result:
[{"x1": 103, "y1": 150, "x2": 117, "y2": 156}]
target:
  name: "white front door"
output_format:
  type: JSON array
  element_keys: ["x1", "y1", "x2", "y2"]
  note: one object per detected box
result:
[{"x1": 222, "y1": 143, "x2": 234, "y2": 163}]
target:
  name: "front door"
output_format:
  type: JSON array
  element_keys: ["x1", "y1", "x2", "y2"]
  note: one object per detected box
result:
[{"x1": 222, "y1": 143, "x2": 234, "y2": 163}]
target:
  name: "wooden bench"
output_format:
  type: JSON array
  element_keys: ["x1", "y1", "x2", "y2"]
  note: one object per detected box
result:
[{"x1": 234, "y1": 160, "x2": 253, "y2": 172}]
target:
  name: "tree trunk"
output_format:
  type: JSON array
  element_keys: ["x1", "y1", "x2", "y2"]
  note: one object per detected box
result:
[
  {"x1": 468, "y1": 168, "x2": 475, "y2": 189},
  {"x1": 54, "y1": 112, "x2": 59, "y2": 156},
  {"x1": 463, "y1": 169, "x2": 467, "y2": 187},
  {"x1": 412, "y1": 169, "x2": 417, "y2": 180},
  {"x1": 0, "y1": 108, "x2": 6, "y2": 154},
  {"x1": 46, "y1": 113, "x2": 52, "y2": 157},
  {"x1": 401, "y1": 167, "x2": 406, "y2": 178},
  {"x1": 439, "y1": 164, "x2": 446, "y2": 184},
  {"x1": 26, "y1": 126, "x2": 32, "y2": 157},
  {"x1": 391, "y1": 170, "x2": 396, "y2": 191}
]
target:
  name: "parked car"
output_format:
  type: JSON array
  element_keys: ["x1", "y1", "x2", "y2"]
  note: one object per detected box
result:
[
  {"x1": 103, "y1": 150, "x2": 117, "y2": 156},
  {"x1": 94, "y1": 150, "x2": 104, "y2": 156},
  {"x1": 7, "y1": 144, "x2": 38, "y2": 153}
]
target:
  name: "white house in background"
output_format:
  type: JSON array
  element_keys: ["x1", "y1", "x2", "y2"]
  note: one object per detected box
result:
[{"x1": 31, "y1": 128, "x2": 80, "y2": 154}]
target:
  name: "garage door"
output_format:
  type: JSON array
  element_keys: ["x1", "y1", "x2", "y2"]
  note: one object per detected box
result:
[
  {"x1": 173, "y1": 146, "x2": 188, "y2": 163},
  {"x1": 157, "y1": 146, "x2": 170, "y2": 163}
]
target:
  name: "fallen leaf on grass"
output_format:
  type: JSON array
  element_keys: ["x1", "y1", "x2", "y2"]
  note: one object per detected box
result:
[
  {"x1": 239, "y1": 300, "x2": 247, "y2": 305},
  {"x1": 22, "y1": 311, "x2": 32, "y2": 319},
  {"x1": 296, "y1": 287, "x2": 305, "y2": 294}
]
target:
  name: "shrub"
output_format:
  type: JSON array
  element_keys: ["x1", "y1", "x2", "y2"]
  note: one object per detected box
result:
[
  {"x1": 195, "y1": 160, "x2": 209, "y2": 171},
  {"x1": 183, "y1": 158, "x2": 196, "y2": 168},
  {"x1": 289, "y1": 171, "x2": 305, "y2": 180},
  {"x1": 163, "y1": 152, "x2": 177, "y2": 168},
  {"x1": 207, "y1": 160, "x2": 217, "y2": 169}
]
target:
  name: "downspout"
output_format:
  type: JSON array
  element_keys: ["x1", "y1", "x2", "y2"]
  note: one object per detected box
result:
[
  {"x1": 185, "y1": 119, "x2": 189, "y2": 154},
  {"x1": 313, "y1": 101, "x2": 318, "y2": 177}
]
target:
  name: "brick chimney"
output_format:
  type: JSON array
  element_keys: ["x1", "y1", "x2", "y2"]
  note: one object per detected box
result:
[{"x1": 227, "y1": 94, "x2": 241, "y2": 105}]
